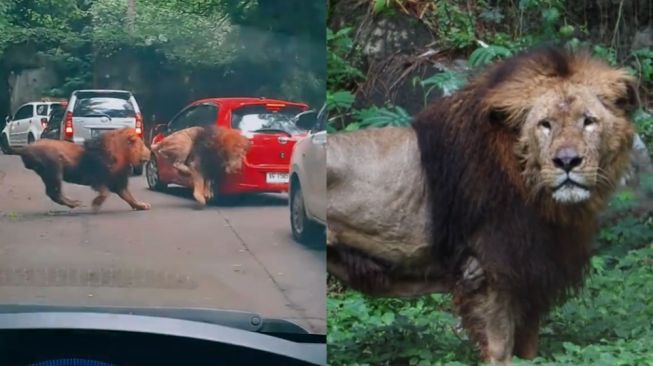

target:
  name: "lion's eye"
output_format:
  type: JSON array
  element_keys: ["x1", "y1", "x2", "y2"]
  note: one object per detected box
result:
[
  {"x1": 538, "y1": 120, "x2": 551, "y2": 130},
  {"x1": 583, "y1": 117, "x2": 597, "y2": 128}
]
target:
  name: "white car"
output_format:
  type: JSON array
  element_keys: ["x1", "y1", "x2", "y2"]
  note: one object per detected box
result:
[
  {"x1": 1, "y1": 100, "x2": 66, "y2": 153},
  {"x1": 289, "y1": 104, "x2": 326, "y2": 243}
]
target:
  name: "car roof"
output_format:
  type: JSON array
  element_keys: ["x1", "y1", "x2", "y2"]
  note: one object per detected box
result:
[
  {"x1": 72, "y1": 89, "x2": 132, "y2": 94},
  {"x1": 191, "y1": 97, "x2": 308, "y2": 109},
  {"x1": 23, "y1": 101, "x2": 66, "y2": 105}
]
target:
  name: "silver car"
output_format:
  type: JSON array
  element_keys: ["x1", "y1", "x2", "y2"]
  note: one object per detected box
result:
[
  {"x1": 62, "y1": 89, "x2": 144, "y2": 174},
  {"x1": 62, "y1": 90, "x2": 143, "y2": 144}
]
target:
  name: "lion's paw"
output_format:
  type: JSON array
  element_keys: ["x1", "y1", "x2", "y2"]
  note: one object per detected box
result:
[
  {"x1": 133, "y1": 202, "x2": 151, "y2": 210},
  {"x1": 460, "y1": 257, "x2": 486, "y2": 293}
]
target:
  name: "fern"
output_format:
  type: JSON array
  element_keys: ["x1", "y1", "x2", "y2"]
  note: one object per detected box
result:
[{"x1": 468, "y1": 45, "x2": 513, "y2": 67}]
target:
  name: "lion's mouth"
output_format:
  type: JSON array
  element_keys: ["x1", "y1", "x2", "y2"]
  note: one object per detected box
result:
[{"x1": 552, "y1": 178, "x2": 590, "y2": 192}]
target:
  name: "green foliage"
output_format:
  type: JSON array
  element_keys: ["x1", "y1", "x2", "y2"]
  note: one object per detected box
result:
[
  {"x1": 327, "y1": 27, "x2": 365, "y2": 91},
  {"x1": 413, "y1": 69, "x2": 468, "y2": 108},
  {"x1": 344, "y1": 105, "x2": 412, "y2": 131},
  {"x1": 328, "y1": 240, "x2": 653, "y2": 365},
  {"x1": 633, "y1": 108, "x2": 653, "y2": 150},
  {"x1": 468, "y1": 44, "x2": 513, "y2": 67},
  {"x1": 432, "y1": 1, "x2": 476, "y2": 49}
]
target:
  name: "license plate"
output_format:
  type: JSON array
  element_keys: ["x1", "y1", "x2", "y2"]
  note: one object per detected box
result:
[
  {"x1": 91, "y1": 129, "x2": 111, "y2": 138},
  {"x1": 266, "y1": 172, "x2": 289, "y2": 184}
]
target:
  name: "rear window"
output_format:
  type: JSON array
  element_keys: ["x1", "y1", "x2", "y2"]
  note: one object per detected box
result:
[
  {"x1": 231, "y1": 105, "x2": 305, "y2": 135},
  {"x1": 73, "y1": 97, "x2": 135, "y2": 118}
]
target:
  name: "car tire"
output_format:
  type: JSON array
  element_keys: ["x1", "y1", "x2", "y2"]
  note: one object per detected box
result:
[
  {"x1": 146, "y1": 156, "x2": 167, "y2": 191},
  {"x1": 0, "y1": 134, "x2": 12, "y2": 155},
  {"x1": 27, "y1": 133, "x2": 35, "y2": 144},
  {"x1": 290, "y1": 184, "x2": 323, "y2": 243}
]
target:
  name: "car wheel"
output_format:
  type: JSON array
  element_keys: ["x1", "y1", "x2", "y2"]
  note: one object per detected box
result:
[
  {"x1": 27, "y1": 133, "x2": 34, "y2": 144},
  {"x1": 290, "y1": 184, "x2": 322, "y2": 243},
  {"x1": 0, "y1": 134, "x2": 12, "y2": 154},
  {"x1": 146, "y1": 156, "x2": 167, "y2": 191}
]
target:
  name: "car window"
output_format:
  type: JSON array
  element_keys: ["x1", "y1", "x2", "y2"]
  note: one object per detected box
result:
[
  {"x1": 49, "y1": 103, "x2": 65, "y2": 115},
  {"x1": 232, "y1": 105, "x2": 305, "y2": 134},
  {"x1": 187, "y1": 104, "x2": 218, "y2": 128},
  {"x1": 36, "y1": 104, "x2": 48, "y2": 116},
  {"x1": 73, "y1": 97, "x2": 135, "y2": 118},
  {"x1": 168, "y1": 106, "x2": 197, "y2": 132},
  {"x1": 48, "y1": 109, "x2": 65, "y2": 127},
  {"x1": 13, "y1": 105, "x2": 34, "y2": 120}
]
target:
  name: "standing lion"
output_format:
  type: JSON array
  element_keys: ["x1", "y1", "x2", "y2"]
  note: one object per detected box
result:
[{"x1": 327, "y1": 47, "x2": 638, "y2": 365}]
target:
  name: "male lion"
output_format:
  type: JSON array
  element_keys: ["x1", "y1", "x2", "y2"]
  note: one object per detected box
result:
[
  {"x1": 327, "y1": 47, "x2": 637, "y2": 365},
  {"x1": 17, "y1": 127, "x2": 151, "y2": 211},
  {"x1": 150, "y1": 125, "x2": 251, "y2": 206}
]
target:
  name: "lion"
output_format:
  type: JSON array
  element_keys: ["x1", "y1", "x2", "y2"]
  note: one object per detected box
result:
[
  {"x1": 16, "y1": 127, "x2": 151, "y2": 211},
  {"x1": 327, "y1": 46, "x2": 637, "y2": 365},
  {"x1": 150, "y1": 125, "x2": 251, "y2": 206}
]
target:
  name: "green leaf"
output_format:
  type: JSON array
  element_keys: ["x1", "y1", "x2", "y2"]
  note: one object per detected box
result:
[
  {"x1": 373, "y1": 0, "x2": 388, "y2": 14},
  {"x1": 468, "y1": 45, "x2": 513, "y2": 67},
  {"x1": 381, "y1": 312, "x2": 395, "y2": 325}
]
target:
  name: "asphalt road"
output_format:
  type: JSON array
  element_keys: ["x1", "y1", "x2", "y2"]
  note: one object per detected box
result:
[{"x1": 0, "y1": 153, "x2": 325, "y2": 334}]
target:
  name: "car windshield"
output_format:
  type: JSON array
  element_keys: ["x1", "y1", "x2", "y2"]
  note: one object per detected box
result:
[
  {"x1": 0, "y1": 0, "x2": 326, "y2": 343},
  {"x1": 73, "y1": 97, "x2": 135, "y2": 118},
  {"x1": 232, "y1": 106, "x2": 306, "y2": 135}
]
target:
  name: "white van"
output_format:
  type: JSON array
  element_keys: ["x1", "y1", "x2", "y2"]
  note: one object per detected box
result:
[{"x1": 1, "y1": 101, "x2": 66, "y2": 153}]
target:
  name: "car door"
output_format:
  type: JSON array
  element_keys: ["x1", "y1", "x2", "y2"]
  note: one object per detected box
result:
[
  {"x1": 302, "y1": 108, "x2": 327, "y2": 223},
  {"x1": 174, "y1": 104, "x2": 219, "y2": 186},
  {"x1": 10, "y1": 104, "x2": 34, "y2": 145},
  {"x1": 156, "y1": 105, "x2": 202, "y2": 184},
  {"x1": 42, "y1": 108, "x2": 65, "y2": 140}
]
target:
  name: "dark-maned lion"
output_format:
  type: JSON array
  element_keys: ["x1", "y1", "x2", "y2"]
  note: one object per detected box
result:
[
  {"x1": 150, "y1": 125, "x2": 251, "y2": 206},
  {"x1": 17, "y1": 127, "x2": 151, "y2": 211},
  {"x1": 327, "y1": 47, "x2": 637, "y2": 365}
]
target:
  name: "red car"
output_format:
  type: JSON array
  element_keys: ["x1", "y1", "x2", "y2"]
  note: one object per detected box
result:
[{"x1": 145, "y1": 97, "x2": 310, "y2": 198}]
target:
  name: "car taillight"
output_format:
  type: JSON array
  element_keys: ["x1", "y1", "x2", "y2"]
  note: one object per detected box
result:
[
  {"x1": 64, "y1": 112, "x2": 73, "y2": 140},
  {"x1": 135, "y1": 112, "x2": 143, "y2": 138},
  {"x1": 40, "y1": 118, "x2": 47, "y2": 128}
]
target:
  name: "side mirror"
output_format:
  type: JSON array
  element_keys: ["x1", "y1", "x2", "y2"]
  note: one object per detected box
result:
[
  {"x1": 151, "y1": 123, "x2": 168, "y2": 136},
  {"x1": 5, "y1": 115, "x2": 10, "y2": 123}
]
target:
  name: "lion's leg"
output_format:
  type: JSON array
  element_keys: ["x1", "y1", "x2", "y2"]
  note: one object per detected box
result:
[
  {"x1": 116, "y1": 188, "x2": 151, "y2": 210},
  {"x1": 513, "y1": 311, "x2": 540, "y2": 359},
  {"x1": 203, "y1": 179, "x2": 213, "y2": 200},
  {"x1": 173, "y1": 161, "x2": 193, "y2": 177},
  {"x1": 454, "y1": 286, "x2": 515, "y2": 366},
  {"x1": 192, "y1": 175, "x2": 207, "y2": 206},
  {"x1": 40, "y1": 164, "x2": 81, "y2": 208},
  {"x1": 91, "y1": 186, "x2": 110, "y2": 213}
]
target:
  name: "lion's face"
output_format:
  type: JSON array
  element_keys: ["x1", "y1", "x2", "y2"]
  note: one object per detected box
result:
[
  {"x1": 520, "y1": 85, "x2": 634, "y2": 204},
  {"x1": 111, "y1": 128, "x2": 151, "y2": 167}
]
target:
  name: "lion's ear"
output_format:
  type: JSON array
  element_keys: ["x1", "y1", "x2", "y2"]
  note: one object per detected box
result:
[
  {"x1": 127, "y1": 134, "x2": 138, "y2": 145},
  {"x1": 615, "y1": 76, "x2": 640, "y2": 114}
]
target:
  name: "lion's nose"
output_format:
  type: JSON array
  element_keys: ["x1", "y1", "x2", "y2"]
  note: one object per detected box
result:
[{"x1": 553, "y1": 146, "x2": 583, "y2": 172}]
